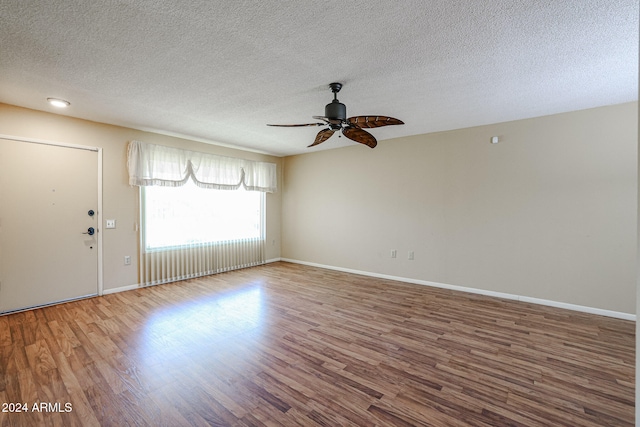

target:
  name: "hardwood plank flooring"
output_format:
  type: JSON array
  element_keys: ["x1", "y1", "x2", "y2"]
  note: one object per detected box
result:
[{"x1": 0, "y1": 261, "x2": 634, "y2": 426}]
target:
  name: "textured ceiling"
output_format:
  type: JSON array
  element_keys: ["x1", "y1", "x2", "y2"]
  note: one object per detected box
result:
[{"x1": 0, "y1": 1, "x2": 637, "y2": 156}]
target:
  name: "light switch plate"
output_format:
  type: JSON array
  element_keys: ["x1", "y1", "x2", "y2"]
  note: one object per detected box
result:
[{"x1": 106, "y1": 219, "x2": 116, "y2": 229}]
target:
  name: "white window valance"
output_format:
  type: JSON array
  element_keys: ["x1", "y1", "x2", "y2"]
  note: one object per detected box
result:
[{"x1": 127, "y1": 140, "x2": 277, "y2": 192}]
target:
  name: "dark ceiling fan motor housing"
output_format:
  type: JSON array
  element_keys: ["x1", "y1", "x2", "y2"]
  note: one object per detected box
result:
[{"x1": 326, "y1": 100, "x2": 346, "y2": 121}]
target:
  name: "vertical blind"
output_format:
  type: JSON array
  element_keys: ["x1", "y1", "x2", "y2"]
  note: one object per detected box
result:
[{"x1": 127, "y1": 141, "x2": 277, "y2": 286}]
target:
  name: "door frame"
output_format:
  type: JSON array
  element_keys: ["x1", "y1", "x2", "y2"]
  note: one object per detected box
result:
[{"x1": 0, "y1": 133, "x2": 104, "y2": 297}]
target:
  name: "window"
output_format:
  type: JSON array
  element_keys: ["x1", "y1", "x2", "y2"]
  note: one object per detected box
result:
[{"x1": 142, "y1": 180, "x2": 264, "y2": 251}]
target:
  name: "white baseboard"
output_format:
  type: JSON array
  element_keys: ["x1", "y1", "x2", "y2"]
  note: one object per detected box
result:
[
  {"x1": 98, "y1": 258, "x2": 635, "y2": 321},
  {"x1": 280, "y1": 258, "x2": 636, "y2": 321},
  {"x1": 102, "y1": 283, "x2": 140, "y2": 295}
]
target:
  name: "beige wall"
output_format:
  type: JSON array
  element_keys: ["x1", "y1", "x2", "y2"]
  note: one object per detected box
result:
[
  {"x1": 283, "y1": 102, "x2": 638, "y2": 314},
  {"x1": 0, "y1": 103, "x2": 283, "y2": 291}
]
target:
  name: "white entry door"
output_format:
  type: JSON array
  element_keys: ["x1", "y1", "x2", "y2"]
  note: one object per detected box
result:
[{"x1": 0, "y1": 138, "x2": 100, "y2": 314}]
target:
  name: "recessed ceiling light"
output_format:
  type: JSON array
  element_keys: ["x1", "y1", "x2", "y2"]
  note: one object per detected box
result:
[{"x1": 47, "y1": 98, "x2": 70, "y2": 108}]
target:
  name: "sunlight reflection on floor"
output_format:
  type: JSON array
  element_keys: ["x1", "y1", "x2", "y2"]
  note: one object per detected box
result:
[{"x1": 140, "y1": 284, "x2": 265, "y2": 366}]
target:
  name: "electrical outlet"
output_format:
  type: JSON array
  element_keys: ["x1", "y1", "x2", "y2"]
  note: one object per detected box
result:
[
  {"x1": 408, "y1": 251, "x2": 414, "y2": 260},
  {"x1": 391, "y1": 250, "x2": 397, "y2": 258},
  {"x1": 106, "y1": 219, "x2": 116, "y2": 229},
  {"x1": 124, "y1": 255, "x2": 131, "y2": 265}
]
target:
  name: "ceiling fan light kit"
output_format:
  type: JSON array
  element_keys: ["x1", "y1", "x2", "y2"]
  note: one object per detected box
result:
[{"x1": 268, "y1": 83, "x2": 404, "y2": 149}]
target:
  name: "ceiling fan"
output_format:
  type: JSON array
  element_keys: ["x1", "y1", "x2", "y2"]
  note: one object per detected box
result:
[{"x1": 267, "y1": 83, "x2": 404, "y2": 148}]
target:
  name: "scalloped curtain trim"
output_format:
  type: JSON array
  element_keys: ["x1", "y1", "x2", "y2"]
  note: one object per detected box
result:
[{"x1": 127, "y1": 140, "x2": 277, "y2": 192}]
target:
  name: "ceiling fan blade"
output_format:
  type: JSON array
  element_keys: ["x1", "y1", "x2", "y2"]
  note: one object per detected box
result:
[
  {"x1": 267, "y1": 122, "x2": 325, "y2": 127},
  {"x1": 308, "y1": 128, "x2": 335, "y2": 147},
  {"x1": 347, "y1": 116, "x2": 404, "y2": 128},
  {"x1": 342, "y1": 126, "x2": 377, "y2": 148}
]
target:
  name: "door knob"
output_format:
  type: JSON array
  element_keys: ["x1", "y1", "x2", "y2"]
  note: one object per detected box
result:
[{"x1": 82, "y1": 227, "x2": 95, "y2": 236}]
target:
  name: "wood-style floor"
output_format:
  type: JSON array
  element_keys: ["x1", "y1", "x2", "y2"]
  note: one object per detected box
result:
[{"x1": 0, "y1": 262, "x2": 634, "y2": 426}]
